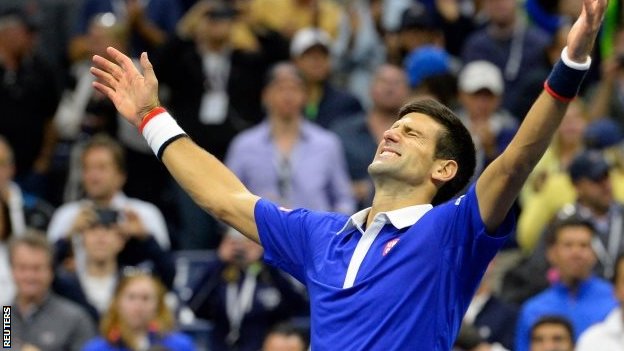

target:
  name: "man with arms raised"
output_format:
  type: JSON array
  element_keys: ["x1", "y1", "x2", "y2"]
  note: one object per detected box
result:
[{"x1": 90, "y1": 1, "x2": 606, "y2": 349}]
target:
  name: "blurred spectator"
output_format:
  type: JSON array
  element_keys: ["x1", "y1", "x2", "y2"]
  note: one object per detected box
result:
[
  {"x1": 461, "y1": 0, "x2": 550, "y2": 113},
  {"x1": 53, "y1": 206, "x2": 176, "y2": 320},
  {"x1": 509, "y1": 24, "x2": 569, "y2": 120},
  {"x1": 405, "y1": 44, "x2": 458, "y2": 107},
  {"x1": 453, "y1": 324, "x2": 509, "y2": 351},
  {"x1": 226, "y1": 63, "x2": 355, "y2": 213},
  {"x1": 11, "y1": 232, "x2": 96, "y2": 351},
  {"x1": 389, "y1": 2, "x2": 445, "y2": 64},
  {"x1": 456, "y1": 61, "x2": 518, "y2": 177},
  {"x1": 331, "y1": 64, "x2": 410, "y2": 209},
  {"x1": 529, "y1": 315, "x2": 575, "y2": 351},
  {"x1": 576, "y1": 254, "x2": 624, "y2": 350},
  {"x1": 0, "y1": 196, "x2": 15, "y2": 306},
  {"x1": 463, "y1": 258, "x2": 517, "y2": 350},
  {"x1": 155, "y1": 1, "x2": 277, "y2": 249},
  {"x1": 519, "y1": 151, "x2": 624, "y2": 279},
  {"x1": 515, "y1": 216, "x2": 618, "y2": 351},
  {"x1": 262, "y1": 323, "x2": 309, "y2": 351},
  {"x1": 333, "y1": 0, "x2": 386, "y2": 107},
  {"x1": 518, "y1": 100, "x2": 587, "y2": 211},
  {"x1": 291, "y1": 27, "x2": 364, "y2": 128},
  {"x1": 430, "y1": 0, "x2": 480, "y2": 57},
  {"x1": 247, "y1": 0, "x2": 342, "y2": 39},
  {"x1": 47, "y1": 135, "x2": 170, "y2": 271},
  {"x1": 82, "y1": 271, "x2": 194, "y2": 351},
  {"x1": 188, "y1": 228, "x2": 309, "y2": 351},
  {"x1": 0, "y1": 7, "x2": 60, "y2": 200},
  {"x1": 588, "y1": 29, "x2": 624, "y2": 130},
  {"x1": 0, "y1": 137, "x2": 26, "y2": 235},
  {"x1": 69, "y1": 0, "x2": 182, "y2": 62}
]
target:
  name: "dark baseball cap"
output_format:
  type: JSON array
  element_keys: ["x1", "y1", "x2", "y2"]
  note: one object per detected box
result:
[
  {"x1": 0, "y1": 6, "x2": 41, "y2": 31},
  {"x1": 399, "y1": 4, "x2": 437, "y2": 31},
  {"x1": 568, "y1": 150, "x2": 611, "y2": 182},
  {"x1": 584, "y1": 119, "x2": 624, "y2": 150}
]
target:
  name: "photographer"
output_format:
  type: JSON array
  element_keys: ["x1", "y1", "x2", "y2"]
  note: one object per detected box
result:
[
  {"x1": 53, "y1": 206, "x2": 175, "y2": 322},
  {"x1": 187, "y1": 228, "x2": 309, "y2": 351}
]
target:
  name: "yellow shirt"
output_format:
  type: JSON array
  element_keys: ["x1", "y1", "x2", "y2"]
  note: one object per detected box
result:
[{"x1": 249, "y1": 0, "x2": 342, "y2": 38}]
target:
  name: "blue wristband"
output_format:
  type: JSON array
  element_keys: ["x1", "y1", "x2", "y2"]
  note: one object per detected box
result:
[{"x1": 544, "y1": 48, "x2": 591, "y2": 102}]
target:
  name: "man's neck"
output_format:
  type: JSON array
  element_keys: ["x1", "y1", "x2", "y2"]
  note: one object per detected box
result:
[
  {"x1": 269, "y1": 116, "x2": 301, "y2": 154},
  {"x1": 367, "y1": 182, "x2": 434, "y2": 227},
  {"x1": 90, "y1": 193, "x2": 115, "y2": 207},
  {"x1": 85, "y1": 258, "x2": 117, "y2": 278},
  {"x1": 0, "y1": 46, "x2": 19, "y2": 71},
  {"x1": 488, "y1": 18, "x2": 517, "y2": 39},
  {"x1": 200, "y1": 40, "x2": 229, "y2": 54},
  {"x1": 560, "y1": 275, "x2": 589, "y2": 294}
]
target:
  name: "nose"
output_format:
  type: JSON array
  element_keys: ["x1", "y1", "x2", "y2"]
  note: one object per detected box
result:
[{"x1": 383, "y1": 128, "x2": 400, "y2": 143}]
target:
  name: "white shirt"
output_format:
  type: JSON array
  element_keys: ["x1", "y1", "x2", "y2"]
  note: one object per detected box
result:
[
  {"x1": 0, "y1": 243, "x2": 15, "y2": 306},
  {"x1": 576, "y1": 308, "x2": 624, "y2": 351},
  {"x1": 79, "y1": 272, "x2": 116, "y2": 314}
]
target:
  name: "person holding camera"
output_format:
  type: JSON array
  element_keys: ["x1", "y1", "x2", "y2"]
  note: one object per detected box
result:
[
  {"x1": 187, "y1": 228, "x2": 309, "y2": 351},
  {"x1": 53, "y1": 205, "x2": 176, "y2": 323}
]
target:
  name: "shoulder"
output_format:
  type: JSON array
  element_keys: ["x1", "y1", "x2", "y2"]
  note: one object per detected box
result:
[
  {"x1": 48, "y1": 294, "x2": 94, "y2": 321},
  {"x1": 231, "y1": 123, "x2": 268, "y2": 146},
  {"x1": 303, "y1": 121, "x2": 341, "y2": 145},
  {"x1": 124, "y1": 197, "x2": 162, "y2": 215},
  {"x1": 52, "y1": 201, "x2": 82, "y2": 218}
]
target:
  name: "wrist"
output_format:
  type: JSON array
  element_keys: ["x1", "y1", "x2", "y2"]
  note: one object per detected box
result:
[
  {"x1": 544, "y1": 46, "x2": 591, "y2": 102},
  {"x1": 140, "y1": 107, "x2": 188, "y2": 159}
]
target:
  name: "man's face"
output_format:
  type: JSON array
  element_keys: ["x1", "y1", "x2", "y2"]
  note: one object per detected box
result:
[
  {"x1": 370, "y1": 65, "x2": 410, "y2": 113},
  {"x1": 294, "y1": 46, "x2": 330, "y2": 83},
  {"x1": 0, "y1": 141, "x2": 14, "y2": 192},
  {"x1": 547, "y1": 225, "x2": 596, "y2": 283},
  {"x1": 11, "y1": 244, "x2": 53, "y2": 301},
  {"x1": 575, "y1": 173, "x2": 613, "y2": 214},
  {"x1": 263, "y1": 68, "x2": 306, "y2": 120},
  {"x1": 196, "y1": 15, "x2": 233, "y2": 44},
  {"x1": 459, "y1": 89, "x2": 501, "y2": 122},
  {"x1": 368, "y1": 113, "x2": 443, "y2": 187},
  {"x1": 83, "y1": 225, "x2": 124, "y2": 263},
  {"x1": 484, "y1": 0, "x2": 517, "y2": 26},
  {"x1": 530, "y1": 323, "x2": 574, "y2": 351},
  {"x1": 81, "y1": 147, "x2": 125, "y2": 201}
]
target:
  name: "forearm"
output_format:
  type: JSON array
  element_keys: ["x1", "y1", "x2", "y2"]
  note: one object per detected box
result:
[
  {"x1": 134, "y1": 18, "x2": 168, "y2": 47},
  {"x1": 161, "y1": 137, "x2": 260, "y2": 241}
]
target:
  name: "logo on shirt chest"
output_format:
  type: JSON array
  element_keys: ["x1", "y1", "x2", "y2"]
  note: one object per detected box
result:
[{"x1": 382, "y1": 238, "x2": 400, "y2": 256}]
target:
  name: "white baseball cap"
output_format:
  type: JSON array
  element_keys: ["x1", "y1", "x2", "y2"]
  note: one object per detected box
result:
[
  {"x1": 290, "y1": 27, "x2": 332, "y2": 57},
  {"x1": 458, "y1": 60, "x2": 504, "y2": 95}
]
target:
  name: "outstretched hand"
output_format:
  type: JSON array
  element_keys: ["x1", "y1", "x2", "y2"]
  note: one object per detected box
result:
[
  {"x1": 90, "y1": 47, "x2": 160, "y2": 128},
  {"x1": 567, "y1": 0, "x2": 608, "y2": 62}
]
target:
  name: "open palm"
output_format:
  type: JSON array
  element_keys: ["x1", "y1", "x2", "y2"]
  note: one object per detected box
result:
[{"x1": 91, "y1": 47, "x2": 160, "y2": 127}]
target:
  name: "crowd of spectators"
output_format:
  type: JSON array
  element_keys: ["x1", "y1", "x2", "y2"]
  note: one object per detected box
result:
[{"x1": 3, "y1": 0, "x2": 624, "y2": 350}]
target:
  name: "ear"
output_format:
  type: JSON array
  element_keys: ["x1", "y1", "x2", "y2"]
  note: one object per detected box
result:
[{"x1": 431, "y1": 159, "x2": 458, "y2": 184}]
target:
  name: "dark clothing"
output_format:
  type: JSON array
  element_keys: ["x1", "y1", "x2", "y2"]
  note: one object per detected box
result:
[
  {"x1": 0, "y1": 55, "x2": 60, "y2": 177},
  {"x1": 188, "y1": 259, "x2": 309, "y2": 351},
  {"x1": 155, "y1": 37, "x2": 269, "y2": 160},
  {"x1": 473, "y1": 296, "x2": 518, "y2": 350},
  {"x1": 53, "y1": 235, "x2": 176, "y2": 289},
  {"x1": 305, "y1": 83, "x2": 364, "y2": 129}
]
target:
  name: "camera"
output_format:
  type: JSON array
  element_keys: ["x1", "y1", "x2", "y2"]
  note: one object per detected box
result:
[{"x1": 95, "y1": 208, "x2": 119, "y2": 226}]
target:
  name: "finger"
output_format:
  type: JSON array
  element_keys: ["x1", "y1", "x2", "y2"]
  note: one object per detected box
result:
[
  {"x1": 90, "y1": 67, "x2": 118, "y2": 88},
  {"x1": 107, "y1": 46, "x2": 140, "y2": 75},
  {"x1": 92, "y1": 81, "x2": 117, "y2": 101},
  {"x1": 92, "y1": 55, "x2": 124, "y2": 81},
  {"x1": 140, "y1": 52, "x2": 158, "y2": 86}
]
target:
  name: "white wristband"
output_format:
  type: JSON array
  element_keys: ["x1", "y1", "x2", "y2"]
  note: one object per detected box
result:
[
  {"x1": 141, "y1": 111, "x2": 187, "y2": 158},
  {"x1": 561, "y1": 46, "x2": 592, "y2": 71}
]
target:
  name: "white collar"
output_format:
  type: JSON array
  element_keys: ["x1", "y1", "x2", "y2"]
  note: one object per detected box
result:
[
  {"x1": 603, "y1": 308, "x2": 624, "y2": 334},
  {"x1": 337, "y1": 204, "x2": 433, "y2": 234}
]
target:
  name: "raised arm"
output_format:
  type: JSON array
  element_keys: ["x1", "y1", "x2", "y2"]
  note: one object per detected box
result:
[
  {"x1": 90, "y1": 47, "x2": 260, "y2": 243},
  {"x1": 475, "y1": 0, "x2": 606, "y2": 232}
]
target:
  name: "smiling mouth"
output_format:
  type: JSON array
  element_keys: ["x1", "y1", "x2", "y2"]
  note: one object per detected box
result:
[{"x1": 380, "y1": 147, "x2": 401, "y2": 157}]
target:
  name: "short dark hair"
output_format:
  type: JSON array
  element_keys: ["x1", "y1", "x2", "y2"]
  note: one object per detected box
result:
[
  {"x1": 398, "y1": 98, "x2": 476, "y2": 205},
  {"x1": 263, "y1": 62, "x2": 304, "y2": 90},
  {"x1": 545, "y1": 214, "x2": 595, "y2": 248},
  {"x1": 8, "y1": 230, "x2": 53, "y2": 267},
  {"x1": 530, "y1": 315, "x2": 574, "y2": 343},
  {"x1": 82, "y1": 134, "x2": 126, "y2": 173}
]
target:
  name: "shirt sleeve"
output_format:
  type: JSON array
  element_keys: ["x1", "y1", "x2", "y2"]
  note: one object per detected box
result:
[{"x1": 254, "y1": 199, "x2": 312, "y2": 283}]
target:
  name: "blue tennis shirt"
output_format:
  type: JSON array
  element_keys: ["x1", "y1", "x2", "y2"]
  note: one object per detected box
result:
[{"x1": 255, "y1": 185, "x2": 515, "y2": 350}]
